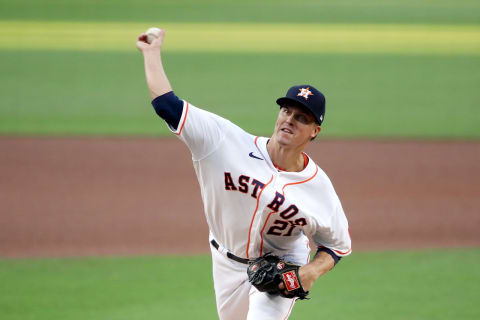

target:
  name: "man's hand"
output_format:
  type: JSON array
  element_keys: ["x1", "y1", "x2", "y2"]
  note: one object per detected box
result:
[
  {"x1": 247, "y1": 253, "x2": 309, "y2": 300},
  {"x1": 136, "y1": 28, "x2": 173, "y2": 99},
  {"x1": 136, "y1": 28, "x2": 166, "y2": 53}
]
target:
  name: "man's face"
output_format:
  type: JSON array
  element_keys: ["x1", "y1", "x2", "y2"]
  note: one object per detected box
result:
[{"x1": 273, "y1": 104, "x2": 321, "y2": 148}]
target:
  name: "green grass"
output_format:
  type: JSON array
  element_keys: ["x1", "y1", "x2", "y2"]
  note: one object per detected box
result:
[
  {"x1": 0, "y1": 50, "x2": 478, "y2": 138},
  {"x1": 0, "y1": 255, "x2": 216, "y2": 320},
  {"x1": 1, "y1": 249, "x2": 479, "y2": 319},
  {"x1": 0, "y1": 0, "x2": 479, "y2": 24},
  {"x1": 0, "y1": 0, "x2": 479, "y2": 138},
  {"x1": 2, "y1": 21, "x2": 479, "y2": 55}
]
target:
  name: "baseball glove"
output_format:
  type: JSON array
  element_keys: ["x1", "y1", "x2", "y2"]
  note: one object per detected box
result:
[{"x1": 247, "y1": 253, "x2": 309, "y2": 300}]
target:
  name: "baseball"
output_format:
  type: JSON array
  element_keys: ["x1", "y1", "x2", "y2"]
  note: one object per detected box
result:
[{"x1": 146, "y1": 27, "x2": 162, "y2": 44}]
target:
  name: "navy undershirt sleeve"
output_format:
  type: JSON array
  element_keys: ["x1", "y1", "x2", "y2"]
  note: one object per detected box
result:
[
  {"x1": 151, "y1": 91, "x2": 183, "y2": 130},
  {"x1": 317, "y1": 246, "x2": 342, "y2": 265}
]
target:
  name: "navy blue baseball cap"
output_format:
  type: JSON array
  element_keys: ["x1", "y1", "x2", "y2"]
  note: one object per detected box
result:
[{"x1": 276, "y1": 85, "x2": 326, "y2": 125}]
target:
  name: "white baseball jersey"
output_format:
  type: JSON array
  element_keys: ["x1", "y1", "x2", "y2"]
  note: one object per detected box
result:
[{"x1": 169, "y1": 101, "x2": 352, "y2": 264}]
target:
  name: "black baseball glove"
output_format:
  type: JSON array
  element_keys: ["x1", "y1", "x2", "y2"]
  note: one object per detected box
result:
[{"x1": 247, "y1": 253, "x2": 309, "y2": 300}]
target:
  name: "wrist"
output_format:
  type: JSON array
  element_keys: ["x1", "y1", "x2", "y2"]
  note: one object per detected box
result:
[
  {"x1": 302, "y1": 262, "x2": 323, "y2": 281},
  {"x1": 143, "y1": 48, "x2": 162, "y2": 59},
  {"x1": 298, "y1": 264, "x2": 320, "y2": 292},
  {"x1": 303, "y1": 252, "x2": 335, "y2": 281}
]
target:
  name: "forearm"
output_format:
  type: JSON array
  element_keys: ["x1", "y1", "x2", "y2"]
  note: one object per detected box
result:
[
  {"x1": 299, "y1": 251, "x2": 335, "y2": 291},
  {"x1": 142, "y1": 49, "x2": 173, "y2": 99}
]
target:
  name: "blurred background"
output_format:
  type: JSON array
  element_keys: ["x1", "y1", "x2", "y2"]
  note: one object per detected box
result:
[{"x1": 0, "y1": 0, "x2": 479, "y2": 319}]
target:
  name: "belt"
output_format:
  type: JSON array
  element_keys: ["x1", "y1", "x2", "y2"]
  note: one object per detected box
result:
[{"x1": 210, "y1": 239, "x2": 251, "y2": 265}]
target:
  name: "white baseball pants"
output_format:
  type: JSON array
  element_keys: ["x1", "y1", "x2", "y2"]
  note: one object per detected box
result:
[{"x1": 210, "y1": 244, "x2": 296, "y2": 320}]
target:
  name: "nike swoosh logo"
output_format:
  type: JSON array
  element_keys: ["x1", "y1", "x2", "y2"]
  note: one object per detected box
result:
[{"x1": 249, "y1": 152, "x2": 264, "y2": 160}]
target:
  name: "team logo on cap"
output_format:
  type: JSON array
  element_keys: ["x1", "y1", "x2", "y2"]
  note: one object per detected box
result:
[{"x1": 297, "y1": 87, "x2": 313, "y2": 100}]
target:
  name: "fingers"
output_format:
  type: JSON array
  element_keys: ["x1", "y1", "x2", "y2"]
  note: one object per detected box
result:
[
  {"x1": 278, "y1": 282, "x2": 287, "y2": 294},
  {"x1": 149, "y1": 29, "x2": 166, "y2": 47},
  {"x1": 138, "y1": 33, "x2": 148, "y2": 43},
  {"x1": 136, "y1": 33, "x2": 149, "y2": 51},
  {"x1": 136, "y1": 28, "x2": 165, "y2": 52},
  {"x1": 278, "y1": 282, "x2": 290, "y2": 297},
  {"x1": 153, "y1": 28, "x2": 166, "y2": 43}
]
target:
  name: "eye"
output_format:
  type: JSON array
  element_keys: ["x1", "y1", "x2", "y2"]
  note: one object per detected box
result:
[{"x1": 295, "y1": 114, "x2": 308, "y2": 124}]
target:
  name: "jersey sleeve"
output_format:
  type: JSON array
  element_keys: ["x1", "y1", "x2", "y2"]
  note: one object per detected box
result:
[
  {"x1": 168, "y1": 100, "x2": 229, "y2": 161},
  {"x1": 151, "y1": 91, "x2": 183, "y2": 130},
  {"x1": 311, "y1": 201, "x2": 352, "y2": 258}
]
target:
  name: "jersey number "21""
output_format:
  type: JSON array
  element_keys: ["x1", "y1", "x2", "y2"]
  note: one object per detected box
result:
[{"x1": 267, "y1": 218, "x2": 307, "y2": 236}]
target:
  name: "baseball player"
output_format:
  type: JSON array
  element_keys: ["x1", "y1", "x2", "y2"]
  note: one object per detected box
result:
[{"x1": 136, "y1": 29, "x2": 351, "y2": 320}]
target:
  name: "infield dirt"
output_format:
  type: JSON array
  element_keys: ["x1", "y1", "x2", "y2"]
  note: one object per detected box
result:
[{"x1": 1, "y1": 137, "x2": 479, "y2": 257}]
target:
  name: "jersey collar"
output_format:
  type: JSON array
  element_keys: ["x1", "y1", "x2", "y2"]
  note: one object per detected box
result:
[{"x1": 254, "y1": 136, "x2": 317, "y2": 179}]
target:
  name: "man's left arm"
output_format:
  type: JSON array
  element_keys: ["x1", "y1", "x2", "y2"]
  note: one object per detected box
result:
[
  {"x1": 298, "y1": 248, "x2": 338, "y2": 291},
  {"x1": 296, "y1": 202, "x2": 351, "y2": 292}
]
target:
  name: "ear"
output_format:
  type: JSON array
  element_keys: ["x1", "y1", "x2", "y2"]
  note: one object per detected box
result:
[{"x1": 311, "y1": 125, "x2": 321, "y2": 139}]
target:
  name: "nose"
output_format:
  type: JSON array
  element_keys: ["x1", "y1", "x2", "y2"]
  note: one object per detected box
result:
[{"x1": 285, "y1": 112, "x2": 295, "y2": 123}]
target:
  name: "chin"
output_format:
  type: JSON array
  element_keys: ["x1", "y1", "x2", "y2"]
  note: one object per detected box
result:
[{"x1": 276, "y1": 133, "x2": 294, "y2": 146}]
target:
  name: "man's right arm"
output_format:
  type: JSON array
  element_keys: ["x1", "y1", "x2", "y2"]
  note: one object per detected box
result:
[
  {"x1": 136, "y1": 29, "x2": 172, "y2": 99},
  {"x1": 137, "y1": 29, "x2": 183, "y2": 129},
  {"x1": 136, "y1": 29, "x2": 228, "y2": 159}
]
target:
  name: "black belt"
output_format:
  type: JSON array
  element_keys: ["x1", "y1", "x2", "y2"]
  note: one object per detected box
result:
[{"x1": 210, "y1": 239, "x2": 251, "y2": 264}]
